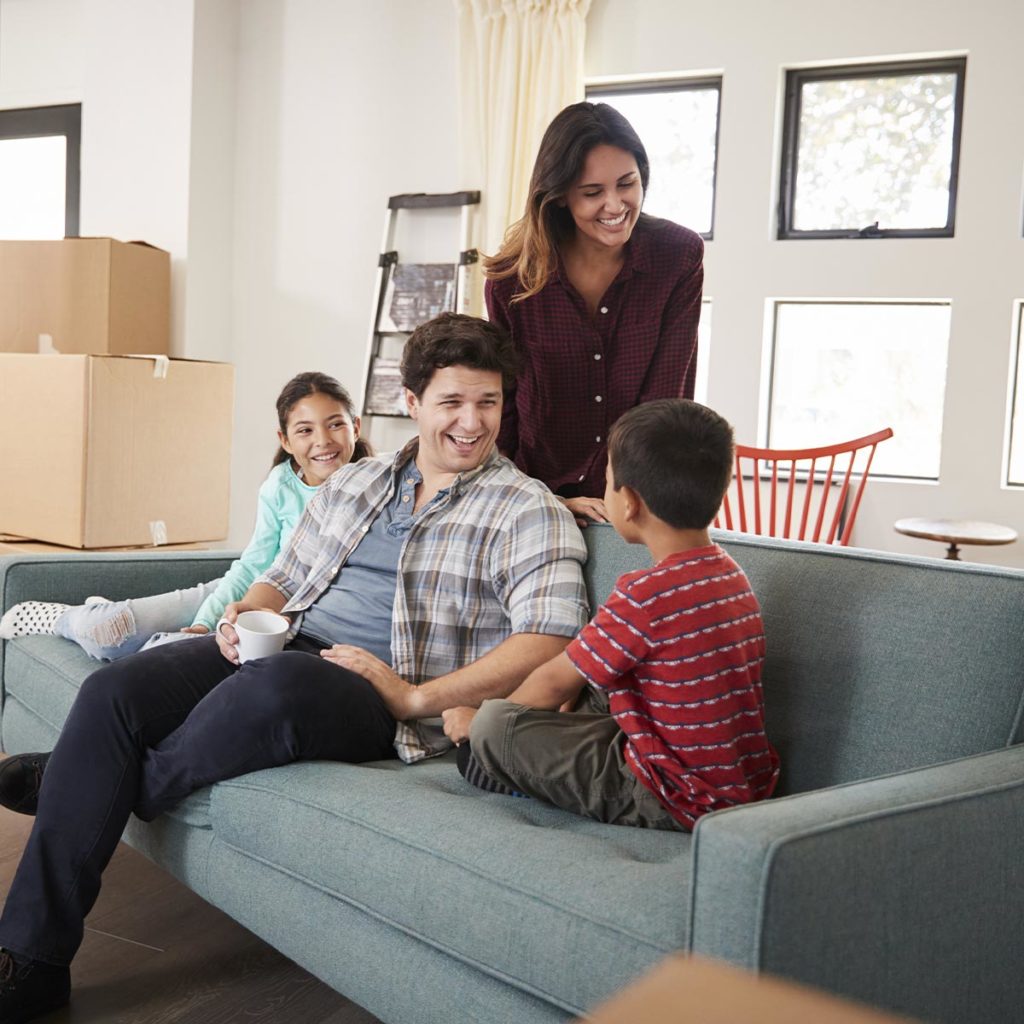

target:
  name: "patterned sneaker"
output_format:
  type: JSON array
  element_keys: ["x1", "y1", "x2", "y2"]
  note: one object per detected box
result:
[
  {"x1": 0, "y1": 602, "x2": 70, "y2": 640},
  {"x1": 455, "y1": 743, "x2": 526, "y2": 797},
  {"x1": 0, "y1": 949, "x2": 70, "y2": 1023},
  {"x1": 0, "y1": 753, "x2": 50, "y2": 816}
]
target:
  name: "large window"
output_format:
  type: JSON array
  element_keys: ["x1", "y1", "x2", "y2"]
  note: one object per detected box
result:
[
  {"x1": 586, "y1": 78, "x2": 721, "y2": 237},
  {"x1": 0, "y1": 104, "x2": 81, "y2": 238},
  {"x1": 778, "y1": 58, "x2": 965, "y2": 239},
  {"x1": 1007, "y1": 305, "x2": 1024, "y2": 487},
  {"x1": 767, "y1": 301, "x2": 951, "y2": 479}
]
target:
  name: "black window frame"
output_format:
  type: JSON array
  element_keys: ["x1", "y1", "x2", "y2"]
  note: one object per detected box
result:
[
  {"x1": 586, "y1": 76, "x2": 722, "y2": 241},
  {"x1": 777, "y1": 57, "x2": 966, "y2": 241},
  {"x1": 0, "y1": 103, "x2": 81, "y2": 237}
]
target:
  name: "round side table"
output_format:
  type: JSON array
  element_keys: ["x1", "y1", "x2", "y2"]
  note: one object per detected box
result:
[{"x1": 894, "y1": 517, "x2": 1018, "y2": 561}]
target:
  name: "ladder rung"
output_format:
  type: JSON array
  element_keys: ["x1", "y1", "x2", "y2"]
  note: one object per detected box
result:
[{"x1": 388, "y1": 191, "x2": 481, "y2": 210}]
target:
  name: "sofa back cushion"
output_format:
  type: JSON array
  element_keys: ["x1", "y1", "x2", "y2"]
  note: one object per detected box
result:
[{"x1": 582, "y1": 527, "x2": 1024, "y2": 795}]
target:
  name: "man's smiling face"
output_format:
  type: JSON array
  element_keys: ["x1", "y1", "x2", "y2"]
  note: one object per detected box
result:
[{"x1": 406, "y1": 364, "x2": 503, "y2": 480}]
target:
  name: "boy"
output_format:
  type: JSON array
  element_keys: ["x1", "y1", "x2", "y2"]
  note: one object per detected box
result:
[{"x1": 442, "y1": 399, "x2": 779, "y2": 830}]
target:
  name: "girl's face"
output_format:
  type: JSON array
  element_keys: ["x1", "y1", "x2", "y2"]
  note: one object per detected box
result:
[
  {"x1": 279, "y1": 392, "x2": 360, "y2": 486},
  {"x1": 563, "y1": 144, "x2": 644, "y2": 252}
]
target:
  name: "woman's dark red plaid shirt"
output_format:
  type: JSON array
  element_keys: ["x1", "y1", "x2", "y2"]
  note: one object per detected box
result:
[{"x1": 485, "y1": 216, "x2": 704, "y2": 498}]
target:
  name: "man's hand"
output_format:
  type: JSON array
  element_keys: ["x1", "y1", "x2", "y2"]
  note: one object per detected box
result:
[
  {"x1": 559, "y1": 495, "x2": 609, "y2": 527},
  {"x1": 180, "y1": 625, "x2": 210, "y2": 635},
  {"x1": 441, "y1": 706, "x2": 477, "y2": 746},
  {"x1": 321, "y1": 645, "x2": 421, "y2": 720},
  {"x1": 215, "y1": 601, "x2": 280, "y2": 664}
]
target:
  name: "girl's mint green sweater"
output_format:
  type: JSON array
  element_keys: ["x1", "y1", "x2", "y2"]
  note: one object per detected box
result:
[{"x1": 192, "y1": 460, "x2": 317, "y2": 630}]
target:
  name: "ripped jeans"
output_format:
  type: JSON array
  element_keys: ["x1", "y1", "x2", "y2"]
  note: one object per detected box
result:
[{"x1": 54, "y1": 579, "x2": 222, "y2": 661}]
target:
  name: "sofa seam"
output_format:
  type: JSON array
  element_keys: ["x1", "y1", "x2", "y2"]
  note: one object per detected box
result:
[
  {"x1": 212, "y1": 778, "x2": 681, "y2": 953},
  {"x1": 212, "y1": 835, "x2": 593, "y2": 1018}
]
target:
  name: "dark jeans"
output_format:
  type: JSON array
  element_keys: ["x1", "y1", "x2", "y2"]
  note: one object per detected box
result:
[{"x1": 0, "y1": 634, "x2": 396, "y2": 966}]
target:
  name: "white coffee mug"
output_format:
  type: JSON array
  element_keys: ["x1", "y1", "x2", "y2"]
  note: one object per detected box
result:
[{"x1": 218, "y1": 611, "x2": 290, "y2": 664}]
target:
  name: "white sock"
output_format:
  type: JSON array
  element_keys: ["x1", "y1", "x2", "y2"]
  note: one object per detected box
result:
[{"x1": 0, "y1": 601, "x2": 71, "y2": 639}]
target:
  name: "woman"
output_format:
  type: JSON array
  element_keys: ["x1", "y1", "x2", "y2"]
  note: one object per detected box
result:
[{"x1": 484, "y1": 101, "x2": 704, "y2": 523}]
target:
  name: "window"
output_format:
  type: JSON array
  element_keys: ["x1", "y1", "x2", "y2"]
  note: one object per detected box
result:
[
  {"x1": 0, "y1": 104, "x2": 81, "y2": 238},
  {"x1": 767, "y1": 301, "x2": 951, "y2": 479},
  {"x1": 1007, "y1": 306, "x2": 1024, "y2": 486},
  {"x1": 586, "y1": 78, "x2": 721, "y2": 238},
  {"x1": 778, "y1": 58, "x2": 965, "y2": 239}
]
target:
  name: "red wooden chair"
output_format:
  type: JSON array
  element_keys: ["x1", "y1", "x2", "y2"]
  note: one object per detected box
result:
[{"x1": 716, "y1": 427, "x2": 894, "y2": 546}]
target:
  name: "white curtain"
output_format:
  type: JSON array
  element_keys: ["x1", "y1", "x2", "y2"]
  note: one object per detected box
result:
[{"x1": 457, "y1": 0, "x2": 591, "y2": 266}]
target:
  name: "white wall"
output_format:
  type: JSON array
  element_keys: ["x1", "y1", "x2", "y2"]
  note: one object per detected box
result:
[
  {"x1": 3, "y1": 0, "x2": 1022, "y2": 566},
  {"x1": 226, "y1": 0, "x2": 460, "y2": 541},
  {"x1": 587, "y1": 0, "x2": 1024, "y2": 566}
]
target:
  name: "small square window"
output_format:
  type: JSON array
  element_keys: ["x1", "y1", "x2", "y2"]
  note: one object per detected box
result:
[
  {"x1": 767, "y1": 301, "x2": 951, "y2": 479},
  {"x1": 0, "y1": 104, "x2": 80, "y2": 238},
  {"x1": 586, "y1": 79, "x2": 721, "y2": 238},
  {"x1": 778, "y1": 58, "x2": 966, "y2": 239},
  {"x1": 1007, "y1": 306, "x2": 1024, "y2": 486}
]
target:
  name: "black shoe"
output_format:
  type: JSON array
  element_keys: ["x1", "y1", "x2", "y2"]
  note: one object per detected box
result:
[
  {"x1": 0, "y1": 754, "x2": 50, "y2": 816},
  {"x1": 0, "y1": 949, "x2": 70, "y2": 1023}
]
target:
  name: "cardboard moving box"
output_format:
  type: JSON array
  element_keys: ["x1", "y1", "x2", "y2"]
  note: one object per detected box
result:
[
  {"x1": 0, "y1": 238, "x2": 170, "y2": 355},
  {"x1": 0, "y1": 354, "x2": 234, "y2": 548}
]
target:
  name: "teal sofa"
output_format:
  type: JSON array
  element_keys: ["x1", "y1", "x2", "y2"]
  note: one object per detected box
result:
[{"x1": 1, "y1": 529, "x2": 1022, "y2": 1023}]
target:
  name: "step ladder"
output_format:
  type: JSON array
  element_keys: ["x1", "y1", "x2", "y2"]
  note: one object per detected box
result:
[{"x1": 360, "y1": 191, "x2": 481, "y2": 427}]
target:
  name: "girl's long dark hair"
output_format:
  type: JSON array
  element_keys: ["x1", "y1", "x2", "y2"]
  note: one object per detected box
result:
[{"x1": 271, "y1": 371, "x2": 372, "y2": 471}]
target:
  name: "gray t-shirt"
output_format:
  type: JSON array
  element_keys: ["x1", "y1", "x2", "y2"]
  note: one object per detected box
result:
[{"x1": 299, "y1": 464, "x2": 446, "y2": 663}]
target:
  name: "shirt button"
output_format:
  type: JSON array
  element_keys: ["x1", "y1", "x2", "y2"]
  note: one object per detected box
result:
[
  {"x1": 595, "y1": 436, "x2": 601, "y2": 443},
  {"x1": 593, "y1": 353, "x2": 602, "y2": 360},
  {"x1": 361, "y1": 524, "x2": 370, "y2": 533},
  {"x1": 600, "y1": 306, "x2": 609, "y2": 314},
  {"x1": 578, "y1": 474, "x2": 585, "y2": 482},
  {"x1": 402, "y1": 494, "x2": 410, "y2": 503},
  {"x1": 595, "y1": 395, "x2": 603, "y2": 402}
]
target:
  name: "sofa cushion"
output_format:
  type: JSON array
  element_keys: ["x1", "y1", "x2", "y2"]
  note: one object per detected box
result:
[{"x1": 210, "y1": 757, "x2": 690, "y2": 1013}]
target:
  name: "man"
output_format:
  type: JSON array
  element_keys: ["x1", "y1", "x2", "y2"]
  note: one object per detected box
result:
[{"x1": 0, "y1": 313, "x2": 588, "y2": 1023}]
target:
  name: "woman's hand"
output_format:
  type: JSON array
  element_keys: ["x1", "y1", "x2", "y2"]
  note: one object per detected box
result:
[
  {"x1": 442, "y1": 706, "x2": 477, "y2": 746},
  {"x1": 559, "y1": 495, "x2": 609, "y2": 527},
  {"x1": 180, "y1": 625, "x2": 210, "y2": 635}
]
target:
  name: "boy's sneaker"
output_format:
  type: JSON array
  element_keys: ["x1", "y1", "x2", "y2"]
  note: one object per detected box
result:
[
  {"x1": 0, "y1": 753, "x2": 50, "y2": 816},
  {"x1": 0, "y1": 949, "x2": 70, "y2": 1023},
  {"x1": 0, "y1": 602, "x2": 69, "y2": 641},
  {"x1": 455, "y1": 744, "x2": 526, "y2": 798}
]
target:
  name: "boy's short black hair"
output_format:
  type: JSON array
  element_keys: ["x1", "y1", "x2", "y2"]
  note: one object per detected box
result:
[
  {"x1": 608, "y1": 399, "x2": 735, "y2": 529},
  {"x1": 400, "y1": 312, "x2": 519, "y2": 399}
]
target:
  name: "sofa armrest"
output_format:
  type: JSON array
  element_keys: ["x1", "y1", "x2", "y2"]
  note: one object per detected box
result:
[
  {"x1": 689, "y1": 745, "x2": 1024, "y2": 1023},
  {"x1": 0, "y1": 551, "x2": 238, "y2": 613}
]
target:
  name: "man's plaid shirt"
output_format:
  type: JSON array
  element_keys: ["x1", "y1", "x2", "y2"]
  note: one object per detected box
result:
[{"x1": 257, "y1": 440, "x2": 589, "y2": 762}]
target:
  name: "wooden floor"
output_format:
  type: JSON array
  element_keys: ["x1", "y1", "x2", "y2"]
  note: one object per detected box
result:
[{"x1": 0, "y1": 802, "x2": 383, "y2": 1024}]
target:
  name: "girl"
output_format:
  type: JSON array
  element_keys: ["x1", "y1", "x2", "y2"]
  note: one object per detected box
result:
[
  {"x1": 484, "y1": 101, "x2": 704, "y2": 524},
  {"x1": 0, "y1": 372, "x2": 370, "y2": 659}
]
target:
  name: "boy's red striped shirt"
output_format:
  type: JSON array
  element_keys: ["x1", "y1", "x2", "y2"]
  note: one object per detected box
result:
[{"x1": 566, "y1": 544, "x2": 779, "y2": 827}]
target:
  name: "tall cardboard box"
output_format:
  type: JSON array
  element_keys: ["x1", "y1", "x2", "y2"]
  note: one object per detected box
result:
[
  {"x1": 0, "y1": 354, "x2": 234, "y2": 548},
  {"x1": 0, "y1": 238, "x2": 170, "y2": 355}
]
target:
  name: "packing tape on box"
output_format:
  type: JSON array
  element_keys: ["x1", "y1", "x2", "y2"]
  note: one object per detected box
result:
[
  {"x1": 37, "y1": 333, "x2": 58, "y2": 354},
  {"x1": 149, "y1": 520, "x2": 168, "y2": 546},
  {"x1": 123, "y1": 354, "x2": 170, "y2": 379}
]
